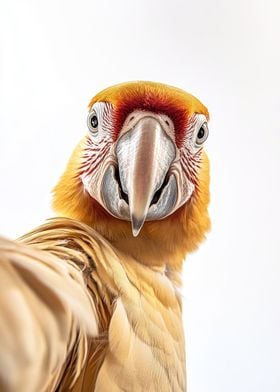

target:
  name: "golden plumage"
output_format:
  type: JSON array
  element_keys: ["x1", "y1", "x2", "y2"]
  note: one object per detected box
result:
[
  {"x1": 0, "y1": 81, "x2": 210, "y2": 391},
  {"x1": 53, "y1": 81, "x2": 210, "y2": 270}
]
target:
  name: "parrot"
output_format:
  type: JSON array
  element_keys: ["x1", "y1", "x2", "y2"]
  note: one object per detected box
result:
[{"x1": 0, "y1": 81, "x2": 210, "y2": 392}]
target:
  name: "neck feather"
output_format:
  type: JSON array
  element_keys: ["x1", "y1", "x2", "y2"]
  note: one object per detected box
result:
[{"x1": 52, "y1": 141, "x2": 210, "y2": 270}]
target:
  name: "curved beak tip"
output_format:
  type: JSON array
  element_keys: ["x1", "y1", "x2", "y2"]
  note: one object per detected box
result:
[
  {"x1": 131, "y1": 215, "x2": 145, "y2": 237},
  {"x1": 114, "y1": 115, "x2": 177, "y2": 237}
]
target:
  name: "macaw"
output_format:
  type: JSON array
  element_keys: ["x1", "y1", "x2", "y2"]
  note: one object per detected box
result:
[{"x1": 0, "y1": 81, "x2": 210, "y2": 391}]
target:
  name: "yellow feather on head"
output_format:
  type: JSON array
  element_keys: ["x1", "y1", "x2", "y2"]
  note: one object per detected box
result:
[{"x1": 52, "y1": 81, "x2": 211, "y2": 269}]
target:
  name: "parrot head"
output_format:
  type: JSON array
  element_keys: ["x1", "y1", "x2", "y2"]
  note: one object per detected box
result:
[{"x1": 53, "y1": 81, "x2": 210, "y2": 268}]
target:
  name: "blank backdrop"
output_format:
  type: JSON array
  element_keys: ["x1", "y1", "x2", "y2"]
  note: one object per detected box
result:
[{"x1": 0, "y1": 1, "x2": 279, "y2": 391}]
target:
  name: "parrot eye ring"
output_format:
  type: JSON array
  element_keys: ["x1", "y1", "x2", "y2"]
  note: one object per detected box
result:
[
  {"x1": 87, "y1": 111, "x2": 99, "y2": 134},
  {"x1": 195, "y1": 122, "x2": 209, "y2": 146}
]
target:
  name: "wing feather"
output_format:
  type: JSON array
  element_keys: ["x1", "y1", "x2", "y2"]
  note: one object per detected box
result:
[{"x1": 0, "y1": 236, "x2": 98, "y2": 392}]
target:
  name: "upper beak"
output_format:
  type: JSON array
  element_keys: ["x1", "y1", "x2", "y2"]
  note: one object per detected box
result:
[{"x1": 116, "y1": 116, "x2": 176, "y2": 236}]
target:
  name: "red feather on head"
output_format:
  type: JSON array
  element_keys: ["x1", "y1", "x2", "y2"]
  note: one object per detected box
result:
[{"x1": 112, "y1": 89, "x2": 190, "y2": 147}]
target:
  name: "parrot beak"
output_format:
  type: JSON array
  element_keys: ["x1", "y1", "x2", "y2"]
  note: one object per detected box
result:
[{"x1": 116, "y1": 116, "x2": 176, "y2": 236}]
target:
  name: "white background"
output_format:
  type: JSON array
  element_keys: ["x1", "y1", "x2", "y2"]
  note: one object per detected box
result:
[{"x1": 0, "y1": 1, "x2": 280, "y2": 391}]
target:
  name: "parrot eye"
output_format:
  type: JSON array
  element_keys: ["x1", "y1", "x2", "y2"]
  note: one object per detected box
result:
[
  {"x1": 87, "y1": 111, "x2": 99, "y2": 134},
  {"x1": 195, "y1": 122, "x2": 209, "y2": 146}
]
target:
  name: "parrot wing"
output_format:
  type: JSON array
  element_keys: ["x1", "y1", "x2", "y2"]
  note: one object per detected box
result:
[
  {"x1": 0, "y1": 216, "x2": 186, "y2": 391},
  {"x1": 0, "y1": 234, "x2": 98, "y2": 392}
]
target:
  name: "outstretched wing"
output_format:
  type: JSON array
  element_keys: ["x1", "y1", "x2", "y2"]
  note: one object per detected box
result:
[{"x1": 0, "y1": 235, "x2": 98, "y2": 392}]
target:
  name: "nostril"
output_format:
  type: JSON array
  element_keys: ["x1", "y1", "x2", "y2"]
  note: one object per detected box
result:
[{"x1": 114, "y1": 166, "x2": 129, "y2": 204}]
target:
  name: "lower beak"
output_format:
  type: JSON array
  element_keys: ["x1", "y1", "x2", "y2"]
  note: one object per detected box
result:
[{"x1": 116, "y1": 117, "x2": 176, "y2": 236}]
